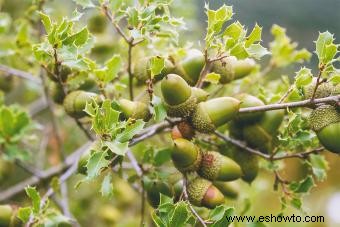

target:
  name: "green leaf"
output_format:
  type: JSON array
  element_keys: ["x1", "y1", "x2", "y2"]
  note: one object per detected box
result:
[
  {"x1": 101, "y1": 173, "x2": 113, "y2": 197},
  {"x1": 309, "y1": 154, "x2": 328, "y2": 181},
  {"x1": 0, "y1": 13, "x2": 11, "y2": 34},
  {"x1": 290, "y1": 176, "x2": 315, "y2": 193},
  {"x1": 315, "y1": 31, "x2": 338, "y2": 65},
  {"x1": 290, "y1": 197, "x2": 302, "y2": 210},
  {"x1": 152, "y1": 95, "x2": 167, "y2": 122},
  {"x1": 211, "y1": 206, "x2": 235, "y2": 227},
  {"x1": 246, "y1": 24, "x2": 262, "y2": 47},
  {"x1": 25, "y1": 186, "x2": 41, "y2": 214},
  {"x1": 86, "y1": 150, "x2": 111, "y2": 180},
  {"x1": 154, "y1": 148, "x2": 171, "y2": 166},
  {"x1": 105, "y1": 55, "x2": 122, "y2": 82},
  {"x1": 116, "y1": 120, "x2": 145, "y2": 143},
  {"x1": 169, "y1": 202, "x2": 190, "y2": 227},
  {"x1": 294, "y1": 67, "x2": 313, "y2": 88},
  {"x1": 209, "y1": 205, "x2": 227, "y2": 222},
  {"x1": 104, "y1": 141, "x2": 129, "y2": 156},
  {"x1": 74, "y1": 27, "x2": 89, "y2": 46},
  {"x1": 17, "y1": 207, "x2": 32, "y2": 223},
  {"x1": 39, "y1": 12, "x2": 52, "y2": 33},
  {"x1": 150, "y1": 57, "x2": 165, "y2": 79},
  {"x1": 205, "y1": 72, "x2": 220, "y2": 84},
  {"x1": 247, "y1": 44, "x2": 269, "y2": 59}
]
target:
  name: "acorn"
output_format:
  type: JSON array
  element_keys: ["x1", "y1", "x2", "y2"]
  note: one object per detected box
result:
[
  {"x1": 0, "y1": 75, "x2": 13, "y2": 92},
  {"x1": 211, "y1": 57, "x2": 256, "y2": 84},
  {"x1": 49, "y1": 82, "x2": 65, "y2": 104},
  {"x1": 174, "y1": 49, "x2": 204, "y2": 86},
  {"x1": 242, "y1": 109, "x2": 284, "y2": 153},
  {"x1": 230, "y1": 147, "x2": 259, "y2": 183},
  {"x1": 309, "y1": 105, "x2": 340, "y2": 153},
  {"x1": 118, "y1": 99, "x2": 152, "y2": 121},
  {"x1": 63, "y1": 90, "x2": 101, "y2": 118},
  {"x1": 191, "y1": 87, "x2": 209, "y2": 103},
  {"x1": 187, "y1": 177, "x2": 224, "y2": 208},
  {"x1": 303, "y1": 78, "x2": 334, "y2": 99},
  {"x1": 134, "y1": 57, "x2": 175, "y2": 83},
  {"x1": 88, "y1": 14, "x2": 107, "y2": 34},
  {"x1": 171, "y1": 121, "x2": 195, "y2": 140},
  {"x1": 46, "y1": 63, "x2": 71, "y2": 82},
  {"x1": 173, "y1": 180, "x2": 184, "y2": 202},
  {"x1": 161, "y1": 74, "x2": 197, "y2": 117},
  {"x1": 198, "y1": 151, "x2": 242, "y2": 181},
  {"x1": 234, "y1": 93, "x2": 265, "y2": 123},
  {"x1": 146, "y1": 180, "x2": 173, "y2": 208},
  {"x1": 213, "y1": 181, "x2": 239, "y2": 199},
  {"x1": 171, "y1": 138, "x2": 202, "y2": 172},
  {"x1": 191, "y1": 97, "x2": 240, "y2": 133}
]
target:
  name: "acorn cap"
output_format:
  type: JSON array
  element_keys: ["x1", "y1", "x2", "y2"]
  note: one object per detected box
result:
[
  {"x1": 191, "y1": 87, "x2": 209, "y2": 103},
  {"x1": 187, "y1": 178, "x2": 224, "y2": 208},
  {"x1": 213, "y1": 181, "x2": 239, "y2": 199},
  {"x1": 317, "y1": 122, "x2": 340, "y2": 153},
  {"x1": 234, "y1": 93, "x2": 265, "y2": 123},
  {"x1": 192, "y1": 97, "x2": 240, "y2": 133},
  {"x1": 230, "y1": 147, "x2": 259, "y2": 183},
  {"x1": 63, "y1": 90, "x2": 99, "y2": 118},
  {"x1": 303, "y1": 79, "x2": 334, "y2": 99},
  {"x1": 309, "y1": 105, "x2": 340, "y2": 132},
  {"x1": 233, "y1": 58, "x2": 256, "y2": 80},
  {"x1": 198, "y1": 151, "x2": 242, "y2": 181},
  {"x1": 177, "y1": 49, "x2": 204, "y2": 86},
  {"x1": 0, "y1": 205, "x2": 12, "y2": 227},
  {"x1": 161, "y1": 74, "x2": 192, "y2": 105},
  {"x1": 171, "y1": 138, "x2": 202, "y2": 172},
  {"x1": 171, "y1": 121, "x2": 195, "y2": 140},
  {"x1": 163, "y1": 93, "x2": 197, "y2": 118},
  {"x1": 118, "y1": 99, "x2": 151, "y2": 121}
]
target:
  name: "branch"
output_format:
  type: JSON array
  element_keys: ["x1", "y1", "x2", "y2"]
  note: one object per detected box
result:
[
  {"x1": 238, "y1": 95, "x2": 340, "y2": 113},
  {"x1": 0, "y1": 64, "x2": 41, "y2": 84}
]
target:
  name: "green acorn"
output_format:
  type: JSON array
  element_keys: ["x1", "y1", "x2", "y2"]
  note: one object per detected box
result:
[
  {"x1": 171, "y1": 138, "x2": 202, "y2": 172},
  {"x1": 187, "y1": 177, "x2": 224, "y2": 208},
  {"x1": 191, "y1": 97, "x2": 240, "y2": 133},
  {"x1": 174, "y1": 49, "x2": 204, "y2": 86},
  {"x1": 230, "y1": 147, "x2": 259, "y2": 183},
  {"x1": 49, "y1": 82, "x2": 65, "y2": 104},
  {"x1": 173, "y1": 180, "x2": 184, "y2": 202},
  {"x1": 0, "y1": 75, "x2": 13, "y2": 92},
  {"x1": 242, "y1": 109, "x2": 284, "y2": 153},
  {"x1": 213, "y1": 181, "x2": 239, "y2": 199},
  {"x1": 63, "y1": 90, "x2": 101, "y2": 118},
  {"x1": 309, "y1": 105, "x2": 340, "y2": 153},
  {"x1": 134, "y1": 57, "x2": 175, "y2": 83},
  {"x1": 46, "y1": 63, "x2": 71, "y2": 82},
  {"x1": 303, "y1": 79, "x2": 334, "y2": 99},
  {"x1": 198, "y1": 151, "x2": 242, "y2": 181},
  {"x1": 191, "y1": 87, "x2": 209, "y2": 103},
  {"x1": 146, "y1": 180, "x2": 173, "y2": 208},
  {"x1": 0, "y1": 205, "x2": 21, "y2": 227},
  {"x1": 234, "y1": 93, "x2": 265, "y2": 123},
  {"x1": 212, "y1": 57, "x2": 256, "y2": 84},
  {"x1": 118, "y1": 99, "x2": 152, "y2": 121},
  {"x1": 161, "y1": 74, "x2": 197, "y2": 117},
  {"x1": 88, "y1": 14, "x2": 107, "y2": 34}
]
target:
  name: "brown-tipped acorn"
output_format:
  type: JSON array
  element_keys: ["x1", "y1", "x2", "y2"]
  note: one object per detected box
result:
[
  {"x1": 146, "y1": 180, "x2": 173, "y2": 208},
  {"x1": 212, "y1": 57, "x2": 256, "y2": 84},
  {"x1": 174, "y1": 49, "x2": 205, "y2": 86},
  {"x1": 234, "y1": 93, "x2": 265, "y2": 123},
  {"x1": 198, "y1": 151, "x2": 242, "y2": 181},
  {"x1": 230, "y1": 147, "x2": 259, "y2": 183},
  {"x1": 63, "y1": 90, "x2": 101, "y2": 118},
  {"x1": 213, "y1": 181, "x2": 239, "y2": 199},
  {"x1": 171, "y1": 138, "x2": 202, "y2": 172},
  {"x1": 118, "y1": 99, "x2": 152, "y2": 121},
  {"x1": 187, "y1": 177, "x2": 224, "y2": 208},
  {"x1": 309, "y1": 105, "x2": 340, "y2": 153},
  {"x1": 242, "y1": 109, "x2": 284, "y2": 153},
  {"x1": 191, "y1": 97, "x2": 240, "y2": 133},
  {"x1": 134, "y1": 57, "x2": 175, "y2": 82},
  {"x1": 171, "y1": 121, "x2": 195, "y2": 140},
  {"x1": 161, "y1": 74, "x2": 197, "y2": 117}
]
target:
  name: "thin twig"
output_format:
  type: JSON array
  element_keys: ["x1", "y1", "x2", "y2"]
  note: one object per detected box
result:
[
  {"x1": 128, "y1": 43, "x2": 134, "y2": 100},
  {"x1": 0, "y1": 64, "x2": 41, "y2": 84},
  {"x1": 310, "y1": 66, "x2": 324, "y2": 101},
  {"x1": 277, "y1": 85, "x2": 294, "y2": 104}
]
